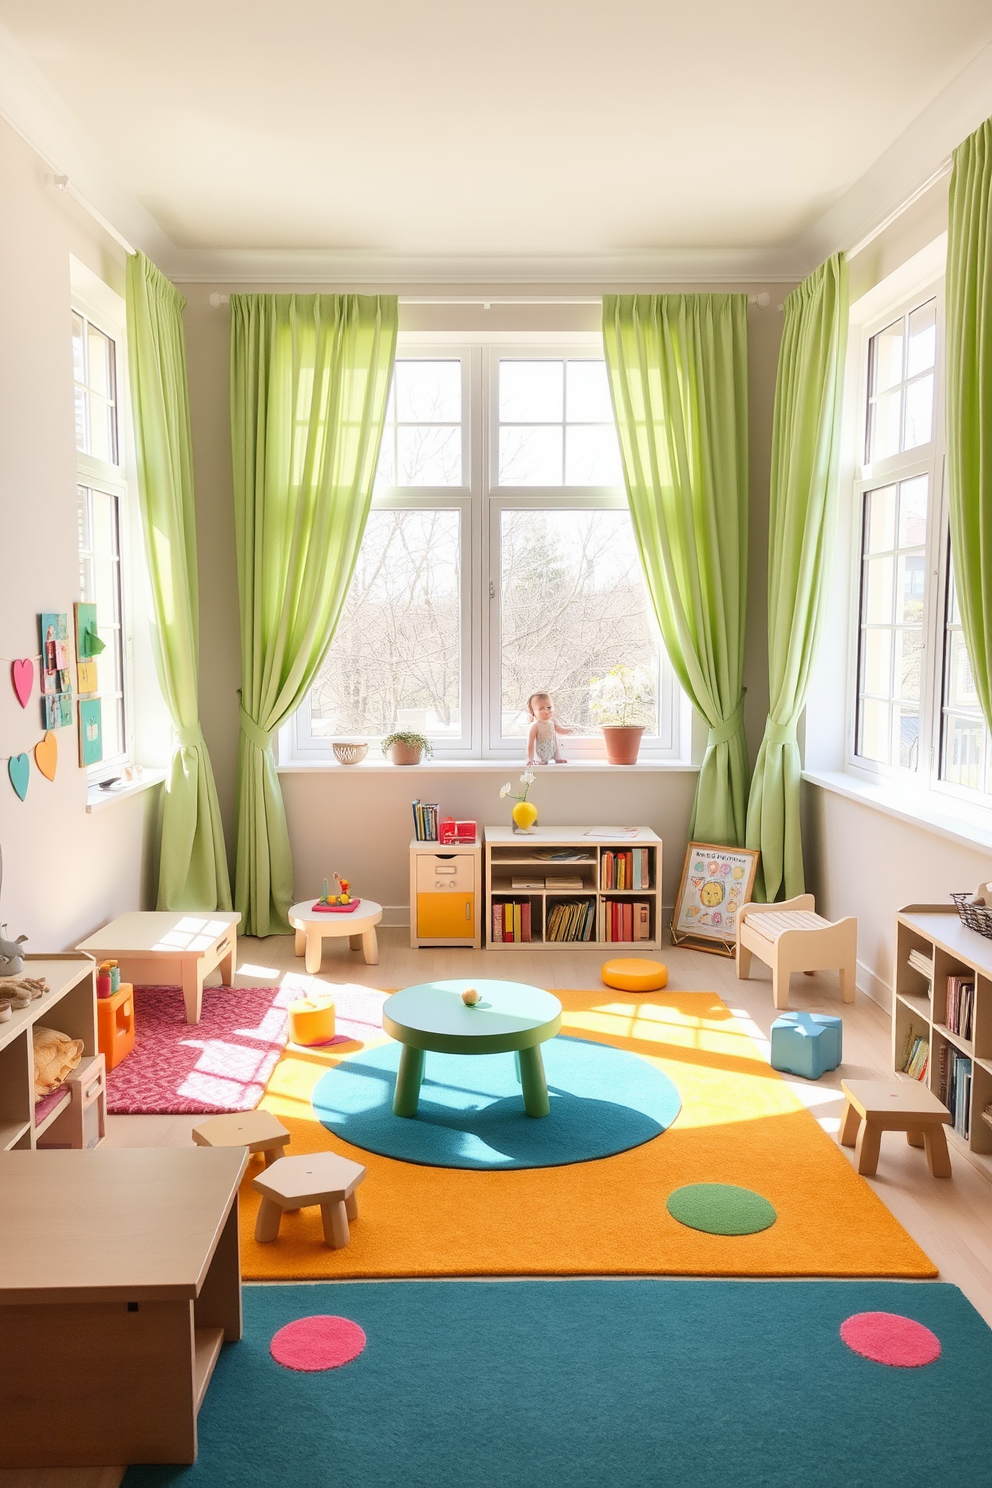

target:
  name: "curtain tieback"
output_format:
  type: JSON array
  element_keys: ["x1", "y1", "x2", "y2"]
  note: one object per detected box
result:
[
  {"x1": 239, "y1": 704, "x2": 274, "y2": 753},
  {"x1": 706, "y1": 697, "x2": 745, "y2": 749},
  {"x1": 764, "y1": 718, "x2": 797, "y2": 747},
  {"x1": 175, "y1": 724, "x2": 204, "y2": 749}
]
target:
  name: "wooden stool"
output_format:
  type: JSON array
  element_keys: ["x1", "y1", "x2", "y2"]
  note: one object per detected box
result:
[
  {"x1": 192, "y1": 1110, "x2": 291, "y2": 1167},
  {"x1": 252, "y1": 1152, "x2": 366, "y2": 1247},
  {"x1": 838, "y1": 1078, "x2": 952, "y2": 1177},
  {"x1": 736, "y1": 894, "x2": 857, "y2": 1009}
]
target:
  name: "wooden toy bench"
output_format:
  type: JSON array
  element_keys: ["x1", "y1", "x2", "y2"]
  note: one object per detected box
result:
[{"x1": 736, "y1": 894, "x2": 857, "y2": 1010}]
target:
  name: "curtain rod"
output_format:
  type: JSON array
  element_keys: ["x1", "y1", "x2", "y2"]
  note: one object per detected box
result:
[
  {"x1": 207, "y1": 292, "x2": 774, "y2": 308},
  {"x1": 845, "y1": 159, "x2": 952, "y2": 262}
]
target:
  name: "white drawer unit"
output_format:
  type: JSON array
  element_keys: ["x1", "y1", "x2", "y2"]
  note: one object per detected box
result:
[{"x1": 409, "y1": 839, "x2": 482, "y2": 949}]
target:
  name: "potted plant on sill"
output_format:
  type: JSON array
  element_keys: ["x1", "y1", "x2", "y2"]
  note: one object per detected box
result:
[
  {"x1": 381, "y1": 731, "x2": 433, "y2": 766},
  {"x1": 589, "y1": 665, "x2": 653, "y2": 766}
]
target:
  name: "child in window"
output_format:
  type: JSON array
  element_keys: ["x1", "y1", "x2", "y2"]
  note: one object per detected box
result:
[{"x1": 526, "y1": 692, "x2": 571, "y2": 765}]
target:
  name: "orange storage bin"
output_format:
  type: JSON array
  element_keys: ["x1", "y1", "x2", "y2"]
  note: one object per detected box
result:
[{"x1": 97, "y1": 983, "x2": 136, "y2": 1070}]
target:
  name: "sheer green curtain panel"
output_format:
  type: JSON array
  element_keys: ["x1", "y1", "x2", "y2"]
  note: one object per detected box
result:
[
  {"x1": 946, "y1": 118, "x2": 992, "y2": 760},
  {"x1": 745, "y1": 254, "x2": 848, "y2": 901},
  {"x1": 603, "y1": 294, "x2": 750, "y2": 845},
  {"x1": 230, "y1": 294, "x2": 397, "y2": 936},
  {"x1": 125, "y1": 251, "x2": 232, "y2": 911}
]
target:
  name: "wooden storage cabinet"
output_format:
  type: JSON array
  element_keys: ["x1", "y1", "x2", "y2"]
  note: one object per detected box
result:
[
  {"x1": 893, "y1": 905, "x2": 992, "y2": 1181},
  {"x1": 0, "y1": 955, "x2": 97, "y2": 1152},
  {"x1": 409, "y1": 839, "x2": 482, "y2": 948},
  {"x1": 484, "y1": 826, "x2": 662, "y2": 949}
]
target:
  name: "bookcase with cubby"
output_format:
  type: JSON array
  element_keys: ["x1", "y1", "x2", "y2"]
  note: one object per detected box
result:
[
  {"x1": 0, "y1": 955, "x2": 97, "y2": 1151},
  {"x1": 893, "y1": 905, "x2": 992, "y2": 1182},
  {"x1": 484, "y1": 825, "x2": 662, "y2": 949}
]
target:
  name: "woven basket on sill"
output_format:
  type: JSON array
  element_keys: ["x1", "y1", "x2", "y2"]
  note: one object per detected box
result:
[
  {"x1": 950, "y1": 892, "x2": 992, "y2": 940},
  {"x1": 333, "y1": 741, "x2": 368, "y2": 765}
]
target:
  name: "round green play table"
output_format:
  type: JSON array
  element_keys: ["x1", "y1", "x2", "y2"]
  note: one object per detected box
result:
[{"x1": 382, "y1": 979, "x2": 562, "y2": 1118}]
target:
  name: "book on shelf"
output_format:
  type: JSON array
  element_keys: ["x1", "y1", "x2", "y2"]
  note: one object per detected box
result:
[
  {"x1": 412, "y1": 800, "x2": 439, "y2": 842},
  {"x1": 945, "y1": 975, "x2": 975, "y2": 1042},
  {"x1": 511, "y1": 877, "x2": 545, "y2": 890},
  {"x1": 600, "y1": 849, "x2": 651, "y2": 892},
  {"x1": 545, "y1": 876, "x2": 584, "y2": 891},
  {"x1": 491, "y1": 900, "x2": 532, "y2": 943},
  {"x1": 532, "y1": 849, "x2": 595, "y2": 862},
  {"x1": 546, "y1": 899, "x2": 596, "y2": 943},
  {"x1": 603, "y1": 899, "x2": 651, "y2": 943},
  {"x1": 945, "y1": 1049, "x2": 973, "y2": 1139},
  {"x1": 901, "y1": 1035, "x2": 928, "y2": 1081}
]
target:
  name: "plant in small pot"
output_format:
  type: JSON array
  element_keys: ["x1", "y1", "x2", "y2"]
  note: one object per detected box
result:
[
  {"x1": 589, "y1": 666, "x2": 653, "y2": 766},
  {"x1": 381, "y1": 731, "x2": 433, "y2": 766}
]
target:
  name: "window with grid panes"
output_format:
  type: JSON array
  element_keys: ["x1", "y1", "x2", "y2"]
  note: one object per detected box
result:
[
  {"x1": 296, "y1": 345, "x2": 681, "y2": 759},
  {"x1": 73, "y1": 305, "x2": 128, "y2": 769}
]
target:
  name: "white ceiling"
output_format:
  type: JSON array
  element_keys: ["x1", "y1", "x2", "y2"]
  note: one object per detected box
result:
[{"x1": 1, "y1": 0, "x2": 992, "y2": 280}]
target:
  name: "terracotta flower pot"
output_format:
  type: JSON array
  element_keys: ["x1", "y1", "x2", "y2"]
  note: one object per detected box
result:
[
  {"x1": 387, "y1": 742, "x2": 424, "y2": 766},
  {"x1": 602, "y1": 726, "x2": 645, "y2": 765}
]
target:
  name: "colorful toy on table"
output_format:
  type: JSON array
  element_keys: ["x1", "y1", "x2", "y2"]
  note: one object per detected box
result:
[
  {"x1": 96, "y1": 960, "x2": 121, "y2": 998},
  {"x1": 312, "y1": 874, "x2": 360, "y2": 914}
]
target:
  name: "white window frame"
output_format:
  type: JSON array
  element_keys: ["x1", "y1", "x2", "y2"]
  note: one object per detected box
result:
[
  {"x1": 847, "y1": 275, "x2": 992, "y2": 813},
  {"x1": 291, "y1": 332, "x2": 686, "y2": 763},
  {"x1": 71, "y1": 263, "x2": 135, "y2": 783}
]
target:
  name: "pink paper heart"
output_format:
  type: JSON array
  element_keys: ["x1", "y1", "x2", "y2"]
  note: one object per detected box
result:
[{"x1": 11, "y1": 658, "x2": 34, "y2": 708}]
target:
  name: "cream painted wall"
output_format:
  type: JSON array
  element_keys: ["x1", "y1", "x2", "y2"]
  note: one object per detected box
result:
[
  {"x1": 0, "y1": 118, "x2": 161, "y2": 949},
  {"x1": 182, "y1": 283, "x2": 790, "y2": 919}
]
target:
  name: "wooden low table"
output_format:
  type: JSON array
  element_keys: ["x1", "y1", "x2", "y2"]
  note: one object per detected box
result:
[
  {"x1": 288, "y1": 897, "x2": 382, "y2": 973},
  {"x1": 838, "y1": 1078, "x2": 953, "y2": 1177},
  {"x1": 253, "y1": 1152, "x2": 366, "y2": 1247},
  {"x1": 0, "y1": 1147, "x2": 246, "y2": 1467},
  {"x1": 192, "y1": 1109, "x2": 291, "y2": 1167},
  {"x1": 76, "y1": 910, "x2": 240, "y2": 1025},
  {"x1": 383, "y1": 979, "x2": 562, "y2": 1118}
]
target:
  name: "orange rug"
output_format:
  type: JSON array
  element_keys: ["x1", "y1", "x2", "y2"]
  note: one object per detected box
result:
[{"x1": 239, "y1": 989, "x2": 936, "y2": 1280}]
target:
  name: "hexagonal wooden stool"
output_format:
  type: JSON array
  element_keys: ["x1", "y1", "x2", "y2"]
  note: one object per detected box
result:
[
  {"x1": 191, "y1": 1110, "x2": 291, "y2": 1167},
  {"x1": 252, "y1": 1152, "x2": 366, "y2": 1248}
]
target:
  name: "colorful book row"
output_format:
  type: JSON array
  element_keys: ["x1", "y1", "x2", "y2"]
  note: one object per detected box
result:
[
  {"x1": 603, "y1": 900, "x2": 651, "y2": 943},
  {"x1": 901, "y1": 1034, "x2": 929, "y2": 1081},
  {"x1": 945, "y1": 975, "x2": 975, "y2": 1042},
  {"x1": 412, "y1": 800, "x2": 439, "y2": 842},
  {"x1": 600, "y1": 849, "x2": 652, "y2": 891},
  {"x1": 546, "y1": 900, "x2": 596, "y2": 943},
  {"x1": 939, "y1": 1045, "x2": 973, "y2": 1140},
  {"x1": 492, "y1": 901, "x2": 532, "y2": 943}
]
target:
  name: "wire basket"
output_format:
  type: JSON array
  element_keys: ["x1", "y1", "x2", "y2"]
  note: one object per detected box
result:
[
  {"x1": 950, "y1": 891, "x2": 992, "y2": 940},
  {"x1": 333, "y1": 741, "x2": 368, "y2": 765}
]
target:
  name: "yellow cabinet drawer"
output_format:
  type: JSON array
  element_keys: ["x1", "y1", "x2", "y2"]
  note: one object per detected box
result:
[{"x1": 417, "y1": 892, "x2": 475, "y2": 940}]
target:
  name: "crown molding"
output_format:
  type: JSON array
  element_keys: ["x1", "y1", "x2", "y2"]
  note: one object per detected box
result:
[
  {"x1": 0, "y1": 19, "x2": 173, "y2": 262},
  {"x1": 794, "y1": 37, "x2": 992, "y2": 272}
]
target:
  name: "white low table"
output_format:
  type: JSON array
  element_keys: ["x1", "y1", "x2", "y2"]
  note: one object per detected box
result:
[
  {"x1": 288, "y1": 898, "x2": 382, "y2": 973},
  {"x1": 76, "y1": 911, "x2": 240, "y2": 1025}
]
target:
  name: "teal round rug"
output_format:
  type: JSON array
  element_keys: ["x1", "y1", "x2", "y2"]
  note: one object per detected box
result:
[
  {"x1": 666, "y1": 1183, "x2": 777, "y2": 1235},
  {"x1": 311, "y1": 1036, "x2": 681, "y2": 1170}
]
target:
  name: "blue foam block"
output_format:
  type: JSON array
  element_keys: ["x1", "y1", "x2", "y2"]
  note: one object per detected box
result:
[{"x1": 770, "y1": 1011, "x2": 843, "y2": 1080}]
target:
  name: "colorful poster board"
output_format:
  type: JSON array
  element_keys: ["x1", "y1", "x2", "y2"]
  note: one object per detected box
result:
[
  {"x1": 671, "y1": 841, "x2": 760, "y2": 956},
  {"x1": 73, "y1": 602, "x2": 102, "y2": 695},
  {"x1": 39, "y1": 612, "x2": 72, "y2": 727},
  {"x1": 78, "y1": 697, "x2": 103, "y2": 766}
]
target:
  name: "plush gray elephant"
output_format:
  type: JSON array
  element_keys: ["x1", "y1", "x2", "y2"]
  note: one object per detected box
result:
[{"x1": 0, "y1": 927, "x2": 28, "y2": 978}]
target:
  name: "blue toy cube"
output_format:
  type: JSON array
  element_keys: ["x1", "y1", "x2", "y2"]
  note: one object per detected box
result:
[{"x1": 769, "y1": 1011, "x2": 842, "y2": 1080}]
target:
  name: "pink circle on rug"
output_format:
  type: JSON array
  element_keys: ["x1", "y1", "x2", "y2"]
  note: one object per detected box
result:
[
  {"x1": 840, "y1": 1311, "x2": 941, "y2": 1367},
  {"x1": 270, "y1": 1315, "x2": 367, "y2": 1372}
]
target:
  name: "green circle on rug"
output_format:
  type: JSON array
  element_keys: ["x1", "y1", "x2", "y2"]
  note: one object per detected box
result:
[{"x1": 666, "y1": 1183, "x2": 777, "y2": 1235}]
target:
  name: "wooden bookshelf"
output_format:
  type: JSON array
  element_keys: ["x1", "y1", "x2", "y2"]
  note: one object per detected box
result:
[
  {"x1": 0, "y1": 954, "x2": 97, "y2": 1151},
  {"x1": 892, "y1": 905, "x2": 992, "y2": 1183},
  {"x1": 484, "y1": 825, "x2": 662, "y2": 950}
]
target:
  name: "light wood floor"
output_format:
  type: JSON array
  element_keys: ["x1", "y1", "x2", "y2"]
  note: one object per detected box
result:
[{"x1": 7, "y1": 928, "x2": 992, "y2": 1488}]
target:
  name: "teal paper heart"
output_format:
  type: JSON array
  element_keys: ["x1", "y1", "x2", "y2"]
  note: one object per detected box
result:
[{"x1": 8, "y1": 753, "x2": 29, "y2": 800}]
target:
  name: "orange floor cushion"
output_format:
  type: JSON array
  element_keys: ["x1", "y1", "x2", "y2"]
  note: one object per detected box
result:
[{"x1": 601, "y1": 958, "x2": 668, "y2": 993}]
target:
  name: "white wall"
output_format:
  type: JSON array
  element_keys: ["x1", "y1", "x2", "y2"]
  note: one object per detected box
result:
[{"x1": 0, "y1": 118, "x2": 160, "y2": 950}]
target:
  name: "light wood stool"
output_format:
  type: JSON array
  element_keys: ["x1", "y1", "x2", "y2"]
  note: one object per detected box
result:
[
  {"x1": 736, "y1": 894, "x2": 857, "y2": 1010},
  {"x1": 192, "y1": 1109, "x2": 291, "y2": 1167},
  {"x1": 838, "y1": 1078, "x2": 952, "y2": 1177},
  {"x1": 252, "y1": 1151, "x2": 366, "y2": 1247}
]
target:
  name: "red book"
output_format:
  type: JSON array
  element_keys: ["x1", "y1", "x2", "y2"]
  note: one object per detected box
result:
[
  {"x1": 623, "y1": 902, "x2": 633, "y2": 942},
  {"x1": 522, "y1": 901, "x2": 532, "y2": 943}
]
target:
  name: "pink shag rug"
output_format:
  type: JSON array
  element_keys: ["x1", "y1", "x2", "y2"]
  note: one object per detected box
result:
[{"x1": 105, "y1": 982, "x2": 388, "y2": 1116}]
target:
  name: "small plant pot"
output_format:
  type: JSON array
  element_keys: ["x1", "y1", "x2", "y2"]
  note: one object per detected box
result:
[
  {"x1": 602, "y1": 726, "x2": 645, "y2": 766},
  {"x1": 388, "y1": 742, "x2": 424, "y2": 766}
]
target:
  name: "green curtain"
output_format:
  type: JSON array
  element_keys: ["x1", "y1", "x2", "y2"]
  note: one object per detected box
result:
[
  {"x1": 946, "y1": 119, "x2": 992, "y2": 756},
  {"x1": 230, "y1": 294, "x2": 397, "y2": 936},
  {"x1": 745, "y1": 254, "x2": 849, "y2": 902},
  {"x1": 126, "y1": 252, "x2": 232, "y2": 911},
  {"x1": 603, "y1": 294, "x2": 750, "y2": 845}
]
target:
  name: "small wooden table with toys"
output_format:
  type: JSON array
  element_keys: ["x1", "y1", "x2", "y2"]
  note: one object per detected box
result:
[
  {"x1": 289, "y1": 878, "x2": 382, "y2": 972},
  {"x1": 76, "y1": 911, "x2": 240, "y2": 1026}
]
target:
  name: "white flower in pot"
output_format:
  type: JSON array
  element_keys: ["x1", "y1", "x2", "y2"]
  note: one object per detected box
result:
[{"x1": 589, "y1": 666, "x2": 653, "y2": 765}]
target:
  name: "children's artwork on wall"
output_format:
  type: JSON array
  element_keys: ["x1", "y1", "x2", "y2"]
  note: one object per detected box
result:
[
  {"x1": 671, "y1": 841, "x2": 760, "y2": 956},
  {"x1": 78, "y1": 698, "x2": 103, "y2": 766},
  {"x1": 44, "y1": 692, "x2": 73, "y2": 731},
  {"x1": 73, "y1": 604, "x2": 103, "y2": 697},
  {"x1": 40, "y1": 612, "x2": 70, "y2": 671}
]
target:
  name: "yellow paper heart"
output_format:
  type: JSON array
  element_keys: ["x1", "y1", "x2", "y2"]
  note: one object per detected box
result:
[{"x1": 34, "y1": 730, "x2": 57, "y2": 781}]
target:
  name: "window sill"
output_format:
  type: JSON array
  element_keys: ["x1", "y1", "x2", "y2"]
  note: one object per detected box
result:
[
  {"x1": 85, "y1": 768, "x2": 167, "y2": 813},
  {"x1": 278, "y1": 758, "x2": 699, "y2": 774},
  {"x1": 802, "y1": 768, "x2": 992, "y2": 855}
]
